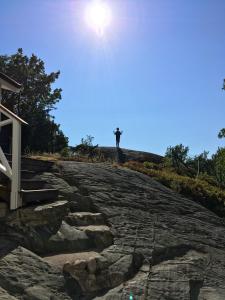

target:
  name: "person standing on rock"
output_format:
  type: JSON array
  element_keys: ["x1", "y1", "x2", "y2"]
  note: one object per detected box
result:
[{"x1": 114, "y1": 128, "x2": 123, "y2": 148}]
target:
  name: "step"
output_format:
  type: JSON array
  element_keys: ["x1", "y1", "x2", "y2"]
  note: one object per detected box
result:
[
  {"x1": 21, "y1": 179, "x2": 48, "y2": 190},
  {"x1": 21, "y1": 170, "x2": 36, "y2": 179},
  {"x1": 64, "y1": 212, "x2": 105, "y2": 226},
  {"x1": 21, "y1": 188, "x2": 59, "y2": 204},
  {"x1": 21, "y1": 158, "x2": 55, "y2": 172},
  {"x1": 45, "y1": 221, "x2": 94, "y2": 253},
  {"x1": 7, "y1": 200, "x2": 69, "y2": 227},
  {"x1": 43, "y1": 251, "x2": 102, "y2": 270},
  {"x1": 43, "y1": 249, "x2": 138, "y2": 295},
  {"x1": 4, "y1": 156, "x2": 54, "y2": 172},
  {"x1": 5, "y1": 179, "x2": 48, "y2": 190},
  {"x1": 77, "y1": 225, "x2": 113, "y2": 250}
]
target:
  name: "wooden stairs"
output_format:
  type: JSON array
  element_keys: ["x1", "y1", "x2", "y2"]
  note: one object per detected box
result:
[{"x1": 0, "y1": 156, "x2": 59, "y2": 211}]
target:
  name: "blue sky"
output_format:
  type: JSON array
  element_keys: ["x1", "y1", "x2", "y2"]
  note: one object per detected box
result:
[{"x1": 1, "y1": 0, "x2": 225, "y2": 156}]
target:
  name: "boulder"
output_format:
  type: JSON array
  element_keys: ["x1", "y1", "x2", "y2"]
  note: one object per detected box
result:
[
  {"x1": 78, "y1": 225, "x2": 113, "y2": 250},
  {"x1": 46, "y1": 221, "x2": 94, "y2": 253},
  {"x1": 45, "y1": 250, "x2": 142, "y2": 295}
]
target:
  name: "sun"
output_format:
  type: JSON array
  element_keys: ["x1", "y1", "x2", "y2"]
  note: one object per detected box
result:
[{"x1": 85, "y1": 0, "x2": 112, "y2": 36}]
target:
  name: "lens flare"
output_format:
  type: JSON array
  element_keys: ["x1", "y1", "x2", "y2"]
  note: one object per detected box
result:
[{"x1": 85, "y1": 0, "x2": 112, "y2": 36}]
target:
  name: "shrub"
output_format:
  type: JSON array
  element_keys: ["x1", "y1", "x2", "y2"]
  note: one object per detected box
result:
[
  {"x1": 212, "y1": 147, "x2": 225, "y2": 188},
  {"x1": 60, "y1": 147, "x2": 70, "y2": 158},
  {"x1": 74, "y1": 135, "x2": 99, "y2": 159},
  {"x1": 165, "y1": 144, "x2": 189, "y2": 169},
  {"x1": 143, "y1": 161, "x2": 160, "y2": 170}
]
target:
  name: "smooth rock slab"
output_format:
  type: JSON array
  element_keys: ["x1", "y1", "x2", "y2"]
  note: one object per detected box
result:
[
  {"x1": 0, "y1": 246, "x2": 73, "y2": 299},
  {"x1": 94, "y1": 249, "x2": 217, "y2": 300},
  {"x1": 0, "y1": 287, "x2": 18, "y2": 300},
  {"x1": 58, "y1": 161, "x2": 225, "y2": 298},
  {"x1": 198, "y1": 287, "x2": 225, "y2": 300}
]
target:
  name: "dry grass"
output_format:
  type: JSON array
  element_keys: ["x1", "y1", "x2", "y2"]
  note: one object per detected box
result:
[{"x1": 26, "y1": 152, "x2": 110, "y2": 163}]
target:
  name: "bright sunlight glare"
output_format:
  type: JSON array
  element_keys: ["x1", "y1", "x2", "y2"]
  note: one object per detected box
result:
[{"x1": 85, "y1": 0, "x2": 112, "y2": 37}]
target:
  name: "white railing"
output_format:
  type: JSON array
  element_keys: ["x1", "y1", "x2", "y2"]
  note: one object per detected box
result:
[{"x1": 0, "y1": 104, "x2": 27, "y2": 210}]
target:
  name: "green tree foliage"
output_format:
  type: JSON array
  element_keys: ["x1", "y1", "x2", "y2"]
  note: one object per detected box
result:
[
  {"x1": 165, "y1": 144, "x2": 189, "y2": 169},
  {"x1": 165, "y1": 145, "x2": 215, "y2": 179},
  {"x1": 74, "y1": 135, "x2": 99, "y2": 158},
  {"x1": 187, "y1": 151, "x2": 214, "y2": 177},
  {"x1": 218, "y1": 128, "x2": 225, "y2": 139},
  {"x1": 0, "y1": 48, "x2": 68, "y2": 152},
  {"x1": 212, "y1": 147, "x2": 225, "y2": 188}
]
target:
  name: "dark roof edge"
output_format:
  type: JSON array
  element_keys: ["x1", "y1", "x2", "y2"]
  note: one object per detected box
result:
[{"x1": 0, "y1": 72, "x2": 22, "y2": 89}]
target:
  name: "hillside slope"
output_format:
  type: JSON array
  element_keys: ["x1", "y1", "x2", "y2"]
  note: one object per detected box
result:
[
  {"x1": 58, "y1": 161, "x2": 225, "y2": 299},
  {"x1": 0, "y1": 159, "x2": 225, "y2": 299}
]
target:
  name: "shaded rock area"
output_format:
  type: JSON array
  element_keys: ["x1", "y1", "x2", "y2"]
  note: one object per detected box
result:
[
  {"x1": 0, "y1": 287, "x2": 18, "y2": 300},
  {"x1": 0, "y1": 246, "x2": 78, "y2": 300},
  {"x1": 0, "y1": 156, "x2": 225, "y2": 299}
]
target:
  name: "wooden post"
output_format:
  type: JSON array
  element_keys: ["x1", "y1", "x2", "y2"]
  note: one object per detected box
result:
[
  {"x1": 0, "y1": 74, "x2": 23, "y2": 210},
  {"x1": 10, "y1": 120, "x2": 22, "y2": 209}
]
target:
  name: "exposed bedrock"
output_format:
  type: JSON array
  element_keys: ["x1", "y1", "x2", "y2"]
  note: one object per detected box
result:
[
  {"x1": 55, "y1": 161, "x2": 225, "y2": 299},
  {"x1": 0, "y1": 159, "x2": 225, "y2": 299}
]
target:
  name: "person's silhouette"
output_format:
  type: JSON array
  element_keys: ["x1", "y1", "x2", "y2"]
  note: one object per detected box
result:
[{"x1": 114, "y1": 128, "x2": 123, "y2": 148}]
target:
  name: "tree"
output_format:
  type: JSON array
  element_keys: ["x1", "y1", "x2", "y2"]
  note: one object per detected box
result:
[
  {"x1": 218, "y1": 128, "x2": 225, "y2": 139},
  {"x1": 74, "y1": 135, "x2": 99, "y2": 158},
  {"x1": 187, "y1": 151, "x2": 213, "y2": 176},
  {"x1": 165, "y1": 144, "x2": 189, "y2": 169},
  {"x1": 0, "y1": 48, "x2": 68, "y2": 152},
  {"x1": 212, "y1": 147, "x2": 225, "y2": 188}
]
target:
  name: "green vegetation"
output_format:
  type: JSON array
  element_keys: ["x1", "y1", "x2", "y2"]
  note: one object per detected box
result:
[
  {"x1": 73, "y1": 135, "x2": 98, "y2": 157},
  {"x1": 29, "y1": 135, "x2": 106, "y2": 162},
  {"x1": 0, "y1": 48, "x2": 68, "y2": 153},
  {"x1": 125, "y1": 145, "x2": 225, "y2": 218},
  {"x1": 212, "y1": 148, "x2": 225, "y2": 188}
]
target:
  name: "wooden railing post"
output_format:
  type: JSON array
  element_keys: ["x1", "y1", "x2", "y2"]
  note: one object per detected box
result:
[
  {"x1": 10, "y1": 120, "x2": 22, "y2": 209},
  {"x1": 0, "y1": 104, "x2": 27, "y2": 210}
]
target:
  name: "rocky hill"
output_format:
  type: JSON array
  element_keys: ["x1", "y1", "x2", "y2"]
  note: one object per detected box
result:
[
  {"x1": 99, "y1": 147, "x2": 163, "y2": 163},
  {"x1": 0, "y1": 152, "x2": 225, "y2": 299}
]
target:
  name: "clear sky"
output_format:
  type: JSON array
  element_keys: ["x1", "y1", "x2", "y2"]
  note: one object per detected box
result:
[{"x1": 1, "y1": 0, "x2": 225, "y2": 156}]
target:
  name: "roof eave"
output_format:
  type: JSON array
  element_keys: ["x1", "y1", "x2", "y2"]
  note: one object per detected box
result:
[{"x1": 0, "y1": 72, "x2": 22, "y2": 93}]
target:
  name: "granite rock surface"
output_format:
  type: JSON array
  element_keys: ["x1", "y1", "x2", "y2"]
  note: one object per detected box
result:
[{"x1": 0, "y1": 158, "x2": 225, "y2": 299}]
